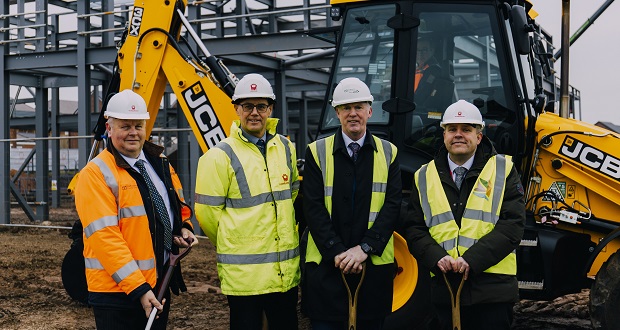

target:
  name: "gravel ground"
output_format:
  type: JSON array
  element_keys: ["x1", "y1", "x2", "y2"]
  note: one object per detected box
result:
[{"x1": 1, "y1": 206, "x2": 593, "y2": 329}]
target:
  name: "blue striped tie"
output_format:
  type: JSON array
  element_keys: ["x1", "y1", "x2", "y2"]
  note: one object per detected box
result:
[
  {"x1": 454, "y1": 166, "x2": 467, "y2": 190},
  {"x1": 135, "y1": 160, "x2": 172, "y2": 251},
  {"x1": 349, "y1": 142, "x2": 360, "y2": 162}
]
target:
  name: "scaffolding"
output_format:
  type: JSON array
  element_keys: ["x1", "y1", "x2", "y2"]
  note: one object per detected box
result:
[{"x1": 2, "y1": 0, "x2": 338, "y2": 223}]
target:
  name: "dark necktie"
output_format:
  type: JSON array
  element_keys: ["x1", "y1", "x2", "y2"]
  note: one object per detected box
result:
[
  {"x1": 135, "y1": 160, "x2": 172, "y2": 251},
  {"x1": 349, "y1": 142, "x2": 360, "y2": 162},
  {"x1": 257, "y1": 139, "x2": 266, "y2": 155},
  {"x1": 454, "y1": 166, "x2": 467, "y2": 189}
]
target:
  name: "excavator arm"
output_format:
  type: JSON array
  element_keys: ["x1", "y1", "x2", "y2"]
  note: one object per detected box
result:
[
  {"x1": 115, "y1": 0, "x2": 238, "y2": 151},
  {"x1": 116, "y1": 0, "x2": 237, "y2": 151},
  {"x1": 67, "y1": 0, "x2": 237, "y2": 194}
]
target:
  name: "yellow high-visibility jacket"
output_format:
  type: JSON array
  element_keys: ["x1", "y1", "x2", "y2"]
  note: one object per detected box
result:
[
  {"x1": 304, "y1": 134, "x2": 397, "y2": 265},
  {"x1": 416, "y1": 155, "x2": 516, "y2": 275},
  {"x1": 195, "y1": 118, "x2": 300, "y2": 295}
]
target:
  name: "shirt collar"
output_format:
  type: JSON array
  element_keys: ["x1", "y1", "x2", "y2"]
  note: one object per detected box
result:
[
  {"x1": 241, "y1": 129, "x2": 267, "y2": 144},
  {"x1": 341, "y1": 131, "x2": 366, "y2": 148},
  {"x1": 121, "y1": 151, "x2": 148, "y2": 170},
  {"x1": 447, "y1": 154, "x2": 475, "y2": 174}
]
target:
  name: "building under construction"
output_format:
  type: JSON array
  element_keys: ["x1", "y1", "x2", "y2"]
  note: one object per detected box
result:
[{"x1": 3, "y1": 0, "x2": 337, "y2": 223}]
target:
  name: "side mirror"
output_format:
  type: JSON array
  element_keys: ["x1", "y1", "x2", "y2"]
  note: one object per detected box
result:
[
  {"x1": 510, "y1": 5, "x2": 531, "y2": 55},
  {"x1": 531, "y1": 94, "x2": 547, "y2": 114}
]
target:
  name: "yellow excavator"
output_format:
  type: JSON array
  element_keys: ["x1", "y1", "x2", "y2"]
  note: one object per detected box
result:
[
  {"x1": 320, "y1": 0, "x2": 620, "y2": 328},
  {"x1": 63, "y1": 0, "x2": 620, "y2": 329}
]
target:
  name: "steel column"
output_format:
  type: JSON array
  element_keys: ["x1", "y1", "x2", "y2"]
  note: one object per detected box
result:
[
  {"x1": 0, "y1": 0, "x2": 10, "y2": 224},
  {"x1": 34, "y1": 86, "x2": 49, "y2": 220}
]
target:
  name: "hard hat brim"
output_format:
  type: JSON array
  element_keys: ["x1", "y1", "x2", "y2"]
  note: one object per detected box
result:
[
  {"x1": 440, "y1": 120, "x2": 485, "y2": 129},
  {"x1": 104, "y1": 111, "x2": 150, "y2": 120}
]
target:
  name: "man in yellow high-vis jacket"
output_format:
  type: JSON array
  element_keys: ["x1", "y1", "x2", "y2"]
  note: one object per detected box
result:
[
  {"x1": 403, "y1": 100, "x2": 525, "y2": 330},
  {"x1": 194, "y1": 74, "x2": 300, "y2": 330},
  {"x1": 301, "y1": 77, "x2": 402, "y2": 329}
]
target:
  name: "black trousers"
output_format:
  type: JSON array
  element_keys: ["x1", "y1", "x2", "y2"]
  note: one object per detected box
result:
[
  {"x1": 226, "y1": 287, "x2": 298, "y2": 330},
  {"x1": 435, "y1": 302, "x2": 514, "y2": 330},
  {"x1": 93, "y1": 290, "x2": 171, "y2": 330}
]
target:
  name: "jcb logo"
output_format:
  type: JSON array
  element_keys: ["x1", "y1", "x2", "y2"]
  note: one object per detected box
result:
[
  {"x1": 183, "y1": 82, "x2": 226, "y2": 149},
  {"x1": 129, "y1": 7, "x2": 144, "y2": 37},
  {"x1": 559, "y1": 136, "x2": 620, "y2": 180}
]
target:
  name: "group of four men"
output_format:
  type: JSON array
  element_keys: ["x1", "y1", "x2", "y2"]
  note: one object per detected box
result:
[{"x1": 75, "y1": 71, "x2": 524, "y2": 330}]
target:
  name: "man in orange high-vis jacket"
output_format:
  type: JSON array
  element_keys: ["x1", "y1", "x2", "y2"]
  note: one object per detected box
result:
[{"x1": 75, "y1": 89, "x2": 197, "y2": 330}]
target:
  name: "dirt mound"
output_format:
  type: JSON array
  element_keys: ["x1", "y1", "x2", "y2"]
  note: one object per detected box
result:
[{"x1": 2, "y1": 207, "x2": 592, "y2": 329}]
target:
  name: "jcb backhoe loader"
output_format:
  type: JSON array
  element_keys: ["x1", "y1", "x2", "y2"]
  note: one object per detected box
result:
[
  {"x1": 318, "y1": 0, "x2": 620, "y2": 328},
  {"x1": 63, "y1": 0, "x2": 620, "y2": 328}
]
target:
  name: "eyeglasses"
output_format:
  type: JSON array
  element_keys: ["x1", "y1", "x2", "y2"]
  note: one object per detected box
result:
[{"x1": 240, "y1": 103, "x2": 270, "y2": 113}]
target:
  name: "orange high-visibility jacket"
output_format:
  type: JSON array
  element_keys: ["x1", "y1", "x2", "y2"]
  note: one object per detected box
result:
[{"x1": 75, "y1": 142, "x2": 192, "y2": 296}]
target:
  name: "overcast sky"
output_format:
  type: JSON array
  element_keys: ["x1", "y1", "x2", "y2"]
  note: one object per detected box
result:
[{"x1": 532, "y1": 0, "x2": 620, "y2": 125}]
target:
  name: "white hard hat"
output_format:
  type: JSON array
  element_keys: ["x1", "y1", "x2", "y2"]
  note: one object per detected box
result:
[
  {"x1": 104, "y1": 90, "x2": 150, "y2": 120},
  {"x1": 440, "y1": 100, "x2": 485, "y2": 129},
  {"x1": 231, "y1": 73, "x2": 276, "y2": 103},
  {"x1": 331, "y1": 77, "x2": 374, "y2": 108}
]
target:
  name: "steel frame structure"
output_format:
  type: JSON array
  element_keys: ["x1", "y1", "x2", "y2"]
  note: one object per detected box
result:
[{"x1": 2, "y1": 0, "x2": 338, "y2": 223}]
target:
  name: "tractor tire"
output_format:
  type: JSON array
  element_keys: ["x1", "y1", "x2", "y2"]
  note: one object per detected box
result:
[{"x1": 589, "y1": 251, "x2": 620, "y2": 329}]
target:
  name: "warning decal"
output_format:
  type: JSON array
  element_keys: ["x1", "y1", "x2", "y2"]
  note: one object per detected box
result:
[
  {"x1": 542, "y1": 182, "x2": 566, "y2": 201},
  {"x1": 567, "y1": 185, "x2": 575, "y2": 199}
]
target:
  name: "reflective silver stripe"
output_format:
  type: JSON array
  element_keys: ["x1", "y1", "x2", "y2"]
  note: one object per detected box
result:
[
  {"x1": 462, "y1": 209, "x2": 497, "y2": 224},
  {"x1": 195, "y1": 193, "x2": 226, "y2": 207},
  {"x1": 372, "y1": 182, "x2": 387, "y2": 193},
  {"x1": 135, "y1": 258, "x2": 155, "y2": 270},
  {"x1": 380, "y1": 139, "x2": 392, "y2": 168},
  {"x1": 92, "y1": 158, "x2": 118, "y2": 201},
  {"x1": 492, "y1": 155, "x2": 506, "y2": 222},
  {"x1": 217, "y1": 246, "x2": 300, "y2": 264},
  {"x1": 291, "y1": 180, "x2": 300, "y2": 191},
  {"x1": 315, "y1": 138, "x2": 329, "y2": 196},
  {"x1": 84, "y1": 215, "x2": 118, "y2": 238},
  {"x1": 119, "y1": 205, "x2": 146, "y2": 219},
  {"x1": 439, "y1": 238, "x2": 456, "y2": 251},
  {"x1": 458, "y1": 236, "x2": 477, "y2": 249},
  {"x1": 225, "y1": 190, "x2": 292, "y2": 208},
  {"x1": 278, "y1": 135, "x2": 293, "y2": 180},
  {"x1": 85, "y1": 258, "x2": 154, "y2": 271},
  {"x1": 177, "y1": 188, "x2": 185, "y2": 200},
  {"x1": 216, "y1": 141, "x2": 294, "y2": 208},
  {"x1": 215, "y1": 142, "x2": 252, "y2": 198},
  {"x1": 418, "y1": 165, "x2": 434, "y2": 227},
  {"x1": 111, "y1": 261, "x2": 139, "y2": 284},
  {"x1": 369, "y1": 212, "x2": 378, "y2": 222},
  {"x1": 84, "y1": 258, "x2": 104, "y2": 269},
  {"x1": 428, "y1": 211, "x2": 454, "y2": 228}
]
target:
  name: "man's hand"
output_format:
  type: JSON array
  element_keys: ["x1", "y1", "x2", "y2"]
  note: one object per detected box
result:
[
  {"x1": 334, "y1": 246, "x2": 368, "y2": 274},
  {"x1": 437, "y1": 255, "x2": 458, "y2": 273},
  {"x1": 173, "y1": 228, "x2": 198, "y2": 248},
  {"x1": 140, "y1": 290, "x2": 165, "y2": 318},
  {"x1": 455, "y1": 256, "x2": 470, "y2": 280}
]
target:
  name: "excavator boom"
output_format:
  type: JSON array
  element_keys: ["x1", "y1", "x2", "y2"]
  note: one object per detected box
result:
[{"x1": 112, "y1": 0, "x2": 237, "y2": 151}]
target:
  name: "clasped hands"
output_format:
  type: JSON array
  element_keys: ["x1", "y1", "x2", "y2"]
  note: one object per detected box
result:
[
  {"x1": 334, "y1": 245, "x2": 368, "y2": 274},
  {"x1": 437, "y1": 255, "x2": 470, "y2": 280}
]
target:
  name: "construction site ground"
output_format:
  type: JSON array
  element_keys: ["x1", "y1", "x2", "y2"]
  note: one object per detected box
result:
[{"x1": 1, "y1": 207, "x2": 593, "y2": 330}]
